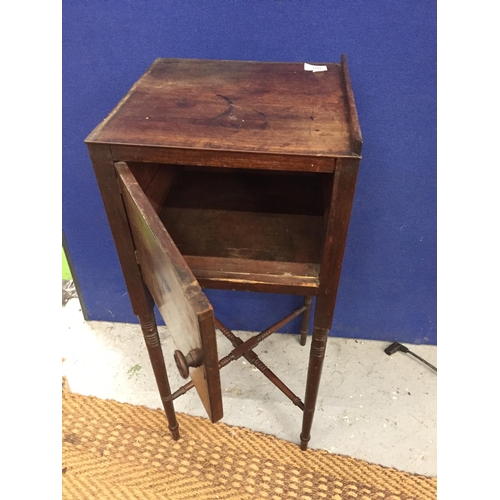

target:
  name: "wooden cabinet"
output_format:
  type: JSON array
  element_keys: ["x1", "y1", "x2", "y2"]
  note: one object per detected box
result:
[{"x1": 86, "y1": 56, "x2": 362, "y2": 449}]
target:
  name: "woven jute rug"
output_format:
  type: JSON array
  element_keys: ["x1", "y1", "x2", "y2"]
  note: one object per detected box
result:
[{"x1": 62, "y1": 389, "x2": 436, "y2": 500}]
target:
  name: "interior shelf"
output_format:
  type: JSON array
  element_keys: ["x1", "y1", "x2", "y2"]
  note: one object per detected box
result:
[{"x1": 156, "y1": 167, "x2": 327, "y2": 294}]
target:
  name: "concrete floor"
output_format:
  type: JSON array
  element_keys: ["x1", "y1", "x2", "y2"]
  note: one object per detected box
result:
[{"x1": 62, "y1": 296, "x2": 437, "y2": 477}]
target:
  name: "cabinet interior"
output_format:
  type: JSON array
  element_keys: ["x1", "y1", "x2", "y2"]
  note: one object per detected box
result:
[{"x1": 126, "y1": 162, "x2": 332, "y2": 293}]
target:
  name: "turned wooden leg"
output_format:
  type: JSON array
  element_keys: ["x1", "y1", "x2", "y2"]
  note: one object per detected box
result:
[
  {"x1": 300, "y1": 300, "x2": 330, "y2": 450},
  {"x1": 139, "y1": 307, "x2": 180, "y2": 441},
  {"x1": 299, "y1": 159, "x2": 360, "y2": 450},
  {"x1": 299, "y1": 296, "x2": 313, "y2": 346}
]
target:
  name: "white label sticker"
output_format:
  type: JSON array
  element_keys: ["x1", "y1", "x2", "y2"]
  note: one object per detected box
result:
[{"x1": 304, "y1": 63, "x2": 328, "y2": 73}]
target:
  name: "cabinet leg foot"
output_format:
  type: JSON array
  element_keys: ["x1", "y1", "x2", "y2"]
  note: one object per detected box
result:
[
  {"x1": 301, "y1": 324, "x2": 329, "y2": 452},
  {"x1": 139, "y1": 311, "x2": 180, "y2": 440},
  {"x1": 299, "y1": 433, "x2": 310, "y2": 451}
]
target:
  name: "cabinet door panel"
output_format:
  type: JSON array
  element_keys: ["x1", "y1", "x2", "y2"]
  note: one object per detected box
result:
[{"x1": 115, "y1": 161, "x2": 222, "y2": 422}]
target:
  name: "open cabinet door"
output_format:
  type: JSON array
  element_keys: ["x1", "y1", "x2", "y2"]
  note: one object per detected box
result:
[{"x1": 115, "y1": 161, "x2": 223, "y2": 423}]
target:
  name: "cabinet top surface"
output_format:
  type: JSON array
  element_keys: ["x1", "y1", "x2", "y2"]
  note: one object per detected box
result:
[{"x1": 86, "y1": 58, "x2": 361, "y2": 158}]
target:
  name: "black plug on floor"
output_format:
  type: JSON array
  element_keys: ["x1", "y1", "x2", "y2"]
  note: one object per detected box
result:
[{"x1": 385, "y1": 342, "x2": 437, "y2": 372}]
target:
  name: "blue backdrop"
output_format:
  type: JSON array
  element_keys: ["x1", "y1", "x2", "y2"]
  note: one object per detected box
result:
[{"x1": 63, "y1": 0, "x2": 436, "y2": 345}]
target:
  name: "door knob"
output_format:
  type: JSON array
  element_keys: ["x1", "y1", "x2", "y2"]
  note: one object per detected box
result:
[{"x1": 174, "y1": 348, "x2": 203, "y2": 379}]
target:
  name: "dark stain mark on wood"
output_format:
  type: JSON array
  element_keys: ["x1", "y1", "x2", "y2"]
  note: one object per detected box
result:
[
  {"x1": 216, "y1": 93, "x2": 233, "y2": 107},
  {"x1": 192, "y1": 93, "x2": 268, "y2": 130},
  {"x1": 213, "y1": 94, "x2": 234, "y2": 120}
]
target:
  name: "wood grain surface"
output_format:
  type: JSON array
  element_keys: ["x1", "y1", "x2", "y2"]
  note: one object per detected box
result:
[{"x1": 87, "y1": 59, "x2": 357, "y2": 159}]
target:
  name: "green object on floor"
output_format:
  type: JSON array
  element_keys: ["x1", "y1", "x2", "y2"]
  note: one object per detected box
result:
[{"x1": 62, "y1": 248, "x2": 72, "y2": 280}]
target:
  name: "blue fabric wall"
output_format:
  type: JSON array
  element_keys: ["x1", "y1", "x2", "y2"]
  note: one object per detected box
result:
[{"x1": 63, "y1": 0, "x2": 436, "y2": 344}]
